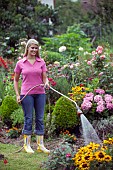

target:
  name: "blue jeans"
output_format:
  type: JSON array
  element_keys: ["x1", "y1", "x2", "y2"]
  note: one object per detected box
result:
[{"x1": 20, "y1": 94, "x2": 45, "y2": 135}]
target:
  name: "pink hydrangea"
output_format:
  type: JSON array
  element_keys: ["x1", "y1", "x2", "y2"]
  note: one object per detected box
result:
[
  {"x1": 81, "y1": 100, "x2": 92, "y2": 110},
  {"x1": 104, "y1": 94, "x2": 113, "y2": 103},
  {"x1": 94, "y1": 95, "x2": 103, "y2": 102},
  {"x1": 96, "y1": 105, "x2": 105, "y2": 113},
  {"x1": 81, "y1": 90, "x2": 113, "y2": 114},
  {"x1": 106, "y1": 103, "x2": 113, "y2": 110},
  {"x1": 95, "y1": 89, "x2": 105, "y2": 94},
  {"x1": 97, "y1": 100, "x2": 105, "y2": 106},
  {"x1": 85, "y1": 92, "x2": 94, "y2": 98}
]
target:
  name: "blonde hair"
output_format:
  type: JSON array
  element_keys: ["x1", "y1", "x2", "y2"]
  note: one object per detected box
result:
[{"x1": 23, "y1": 39, "x2": 40, "y2": 57}]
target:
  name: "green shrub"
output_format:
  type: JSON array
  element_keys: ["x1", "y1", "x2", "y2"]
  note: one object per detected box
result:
[
  {"x1": 51, "y1": 97, "x2": 79, "y2": 133},
  {"x1": 0, "y1": 96, "x2": 19, "y2": 127},
  {"x1": 10, "y1": 106, "x2": 24, "y2": 128},
  {"x1": 42, "y1": 51, "x2": 63, "y2": 64}
]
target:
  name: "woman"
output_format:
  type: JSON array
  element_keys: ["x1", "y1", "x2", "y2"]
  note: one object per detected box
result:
[{"x1": 14, "y1": 39, "x2": 50, "y2": 154}]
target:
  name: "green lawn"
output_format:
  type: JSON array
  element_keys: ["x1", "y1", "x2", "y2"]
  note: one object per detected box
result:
[{"x1": 0, "y1": 143, "x2": 48, "y2": 170}]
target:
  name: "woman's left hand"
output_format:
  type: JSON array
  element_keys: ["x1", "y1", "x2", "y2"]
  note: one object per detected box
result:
[{"x1": 44, "y1": 82, "x2": 50, "y2": 89}]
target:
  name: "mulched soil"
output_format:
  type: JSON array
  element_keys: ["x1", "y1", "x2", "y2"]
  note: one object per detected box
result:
[{"x1": 0, "y1": 127, "x2": 84, "y2": 153}]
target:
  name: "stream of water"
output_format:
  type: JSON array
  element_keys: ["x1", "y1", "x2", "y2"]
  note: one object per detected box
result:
[{"x1": 80, "y1": 114, "x2": 102, "y2": 145}]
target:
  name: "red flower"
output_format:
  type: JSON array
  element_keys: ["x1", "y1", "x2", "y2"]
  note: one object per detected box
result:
[
  {"x1": 4, "y1": 159, "x2": 8, "y2": 165},
  {"x1": 48, "y1": 77, "x2": 57, "y2": 86},
  {"x1": 80, "y1": 84, "x2": 84, "y2": 87},
  {"x1": 0, "y1": 56, "x2": 8, "y2": 69},
  {"x1": 51, "y1": 81, "x2": 57, "y2": 86},
  {"x1": 48, "y1": 78, "x2": 53, "y2": 82}
]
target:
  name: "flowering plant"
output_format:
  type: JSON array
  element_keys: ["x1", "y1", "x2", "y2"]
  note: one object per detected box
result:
[
  {"x1": 72, "y1": 139, "x2": 113, "y2": 170},
  {"x1": 68, "y1": 85, "x2": 88, "y2": 107},
  {"x1": 41, "y1": 142, "x2": 76, "y2": 170},
  {"x1": 89, "y1": 46, "x2": 106, "y2": 68},
  {"x1": 6, "y1": 127, "x2": 21, "y2": 138},
  {"x1": 60, "y1": 130, "x2": 76, "y2": 144},
  {"x1": 81, "y1": 88, "x2": 113, "y2": 120}
]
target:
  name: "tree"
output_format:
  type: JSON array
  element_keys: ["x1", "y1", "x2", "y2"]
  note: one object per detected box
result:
[
  {"x1": 55, "y1": 0, "x2": 83, "y2": 34},
  {"x1": 0, "y1": 0, "x2": 59, "y2": 57}
]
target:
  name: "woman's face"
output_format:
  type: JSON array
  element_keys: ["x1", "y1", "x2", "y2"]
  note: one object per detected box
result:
[{"x1": 27, "y1": 44, "x2": 38, "y2": 57}]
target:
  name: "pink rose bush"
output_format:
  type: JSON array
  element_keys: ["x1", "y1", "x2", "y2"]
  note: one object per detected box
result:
[
  {"x1": 87, "y1": 46, "x2": 106, "y2": 73},
  {"x1": 81, "y1": 88, "x2": 113, "y2": 119}
]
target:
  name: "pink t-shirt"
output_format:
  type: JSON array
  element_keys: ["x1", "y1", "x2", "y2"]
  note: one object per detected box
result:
[{"x1": 14, "y1": 57, "x2": 47, "y2": 95}]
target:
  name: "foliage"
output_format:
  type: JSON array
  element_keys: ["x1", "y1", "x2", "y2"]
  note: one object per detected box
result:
[
  {"x1": 95, "y1": 0, "x2": 113, "y2": 24},
  {"x1": 51, "y1": 97, "x2": 79, "y2": 133},
  {"x1": 74, "y1": 45, "x2": 113, "y2": 94},
  {"x1": 60, "y1": 130, "x2": 77, "y2": 145},
  {"x1": 6, "y1": 127, "x2": 21, "y2": 138},
  {"x1": 92, "y1": 116, "x2": 113, "y2": 139},
  {"x1": 0, "y1": 0, "x2": 59, "y2": 58},
  {"x1": 3, "y1": 72, "x2": 15, "y2": 97},
  {"x1": 42, "y1": 142, "x2": 76, "y2": 170},
  {"x1": 42, "y1": 50, "x2": 63, "y2": 64},
  {"x1": 43, "y1": 24, "x2": 91, "y2": 62},
  {"x1": 0, "y1": 96, "x2": 19, "y2": 127},
  {"x1": 0, "y1": 56, "x2": 16, "y2": 104},
  {"x1": 0, "y1": 56, "x2": 9, "y2": 104},
  {"x1": 10, "y1": 106, "x2": 24, "y2": 128},
  {"x1": 44, "y1": 104, "x2": 54, "y2": 137},
  {"x1": 48, "y1": 77, "x2": 71, "y2": 105},
  {"x1": 55, "y1": 0, "x2": 84, "y2": 34}
]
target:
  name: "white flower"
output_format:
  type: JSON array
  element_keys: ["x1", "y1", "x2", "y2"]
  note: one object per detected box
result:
[
  {"x1": 59, "y1": 46, "x2": 66, "y2": 52},
  {"x1": 20, "y1": 41, "x2": 26, "y2": 46},
  {"x1": 75, "y1": 62, "x2": 80, "y2": 67},
  {"x1": 54, "y1": 61, "x2": 60, "y2": 66},
  {"x1": 79, "y1": 47, "x2": 83, "y2": 51},
  {"x1": 84, "y1": 51, "x2": 89, "y2": 55},
  {"x1": 70, "y1": 64, "x2": 74, "y2": 69}
]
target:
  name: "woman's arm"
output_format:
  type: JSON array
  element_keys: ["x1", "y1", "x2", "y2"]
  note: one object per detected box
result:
[
  {"x1": 42, "y1": 72, "x2": 49, "y2": 88},
  {"x1": 14, "y1": 72, "x2": 21, "y2": 103}
]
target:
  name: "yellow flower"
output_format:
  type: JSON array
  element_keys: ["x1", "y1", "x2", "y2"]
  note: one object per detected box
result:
[
  {"x1": 103, "y1": 138, "x2": 113, "y2": 144},
  {"x1": 104, "y1": 155, "x2": 112, "y2": 162},
  {"x1": 94, "y1": 151, "x2": 106, "y2": 162},
  {"x1": 79, "y1": 160, "x2": 90, "y2": 170}
]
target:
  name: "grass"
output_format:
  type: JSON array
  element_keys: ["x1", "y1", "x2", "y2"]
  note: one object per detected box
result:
[{"x1": 0, "y1": 142, "x2": 48, "y2": 170}]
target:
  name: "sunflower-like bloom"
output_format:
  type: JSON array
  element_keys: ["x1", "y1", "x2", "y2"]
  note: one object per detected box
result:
[
  {"x1": 94, "y1": 151, "x2": 106, "y2": 162},
  {"x1": 104, "y1": 155, "x2": 112, "y2": 162},
  {"x1": 79, "y1": 160, "x2": 90, "y2": 170},
  {"x1": 103, "y1": 138, "x2": 113, "y2": 144}
]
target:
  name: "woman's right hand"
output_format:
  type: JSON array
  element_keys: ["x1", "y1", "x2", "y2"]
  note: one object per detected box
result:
[{"x1": 16, "y1": 95, "x2": 21, "y2": 104}]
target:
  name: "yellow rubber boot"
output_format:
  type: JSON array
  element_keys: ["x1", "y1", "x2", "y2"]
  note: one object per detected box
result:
[
  {"x1": 24, "y1": 135, "x2": 34, "y2": 153},
  {"x1": 36, "y1": 135, "x2": 50, "y2": 154}
]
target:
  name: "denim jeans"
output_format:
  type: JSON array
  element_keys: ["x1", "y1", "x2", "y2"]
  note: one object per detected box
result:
[{"x1": 20, "y1": 94, "x2": 45, "y2": 135}]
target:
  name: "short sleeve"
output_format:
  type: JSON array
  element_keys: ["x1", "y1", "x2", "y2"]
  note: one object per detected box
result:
[
  {"x1": 42, "y1": 61, "x2": 47, "y2": 72},
  {"x1": 14, "y1": 62, "x2": 21, "y2": 74}
]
